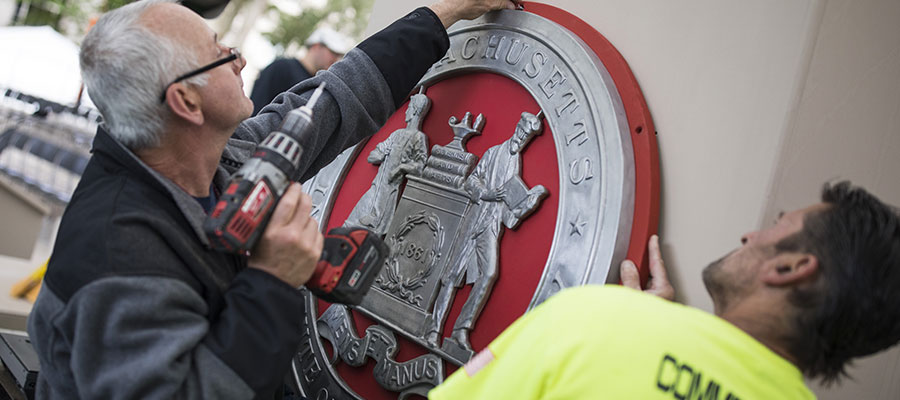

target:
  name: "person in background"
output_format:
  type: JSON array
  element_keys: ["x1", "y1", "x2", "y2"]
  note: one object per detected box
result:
[
  {"x1": 430, "y1": 181, "x2": 900, "y2": 400},
  {"x1": 250, "y1": 27, "x2": 352, "y2": 115}
]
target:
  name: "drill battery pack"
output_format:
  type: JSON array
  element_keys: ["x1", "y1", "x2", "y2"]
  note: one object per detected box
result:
[{"x1": 309, "y1": 227, "x2": 389, "y2": 305}]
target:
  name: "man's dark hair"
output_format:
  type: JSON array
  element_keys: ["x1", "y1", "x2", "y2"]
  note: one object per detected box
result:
[{"x1": 775, "y1": 181, "x2": 900, "y2": 384}]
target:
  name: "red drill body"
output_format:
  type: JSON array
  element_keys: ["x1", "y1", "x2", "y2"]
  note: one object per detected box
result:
[{"x1": 203, "y1": 84, "x2": 387, "y2": 305}]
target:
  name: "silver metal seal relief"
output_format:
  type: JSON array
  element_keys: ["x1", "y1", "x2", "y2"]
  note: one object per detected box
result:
[{"x1": 294, "y1": 8, "x2": 635, "y2": 399}]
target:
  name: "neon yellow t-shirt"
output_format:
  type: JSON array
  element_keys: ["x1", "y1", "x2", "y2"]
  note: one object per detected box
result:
[{"x1": 429, "y1": 285, "x2": 814, "y2": 400}]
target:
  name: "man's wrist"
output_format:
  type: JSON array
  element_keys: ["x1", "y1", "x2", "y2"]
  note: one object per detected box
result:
[
  {"x1": 243, "y1": 265, "x2": 306, "y2": 292},
  {"x1": 428, "y1": 1, "x2": 459, "y2": 29}
]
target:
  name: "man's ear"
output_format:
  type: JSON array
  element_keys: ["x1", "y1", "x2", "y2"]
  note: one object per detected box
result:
[
  {"x1": 165, "y1": 83, "x2": 204, "y2": 126},
  {"x1": 762, "y1": 253, "x2": 819, "y2": 286}
]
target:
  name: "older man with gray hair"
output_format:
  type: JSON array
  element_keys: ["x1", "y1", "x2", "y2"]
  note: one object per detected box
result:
[{"x1": 26, "y1": 0, "x2": 517, "y2": 398}]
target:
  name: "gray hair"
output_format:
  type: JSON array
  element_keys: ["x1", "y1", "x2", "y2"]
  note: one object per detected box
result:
[{"x1": 81, "y1": 0, "x2": 208, "y2": 150}]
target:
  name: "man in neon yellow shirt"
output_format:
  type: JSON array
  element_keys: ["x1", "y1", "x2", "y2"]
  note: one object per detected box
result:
[{"x1": 430, "y1": 182, "x2": 900, "y2": 399}]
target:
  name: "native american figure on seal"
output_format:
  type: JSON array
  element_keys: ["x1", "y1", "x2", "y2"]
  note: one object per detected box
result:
[
  {"x1": 344, "y1": 91, "x2": 431, "y2": 235},
  {"x1": 426, "y1": 111, "x2": 548, "y2": 353}
]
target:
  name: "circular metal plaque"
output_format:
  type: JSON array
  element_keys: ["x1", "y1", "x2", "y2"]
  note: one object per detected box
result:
[{"x1": 293, "y1": 5, "x2": 658, "y2": 399}]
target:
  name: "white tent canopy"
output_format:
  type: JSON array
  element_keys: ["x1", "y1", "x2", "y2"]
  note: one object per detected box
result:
[{"x1": 0, "y1": 25, "x2": 93, "y2": 107}]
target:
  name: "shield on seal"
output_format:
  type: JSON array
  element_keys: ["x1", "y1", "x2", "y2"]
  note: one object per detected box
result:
[{"x1": 294, "y1": 3, "x2": 660, "y2": 399}]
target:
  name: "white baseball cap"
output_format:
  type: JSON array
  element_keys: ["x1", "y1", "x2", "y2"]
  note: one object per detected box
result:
[{"x1": 305, "y1": 27, "x2": 353, "y2": 55}]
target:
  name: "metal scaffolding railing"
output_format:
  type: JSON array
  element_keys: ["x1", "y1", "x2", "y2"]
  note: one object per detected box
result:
[{"x1": 0, "y1": 88, "x2": 97, "y2": 207}]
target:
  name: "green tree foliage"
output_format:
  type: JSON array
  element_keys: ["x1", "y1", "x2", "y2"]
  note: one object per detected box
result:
[
  {"x1": 12, "y1": 0, "x2": 129, "y2": 35},
  {"x1": 103, "y1": 0, "x2": 132, "y2": 12},
  {"x1": 15, "y1": 0, "x2": 82, "y2": 29},
  {"x1": 262, "y1": 0, "x2": 373, "y2": 52},
  {"x1": 11, "y1": 0, "x2": 373, "y2": 52}
]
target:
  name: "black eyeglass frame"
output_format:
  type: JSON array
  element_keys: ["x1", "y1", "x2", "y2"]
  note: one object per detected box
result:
[{"x1": 159, "y1": 47, "x2": 241, "y2": 103}]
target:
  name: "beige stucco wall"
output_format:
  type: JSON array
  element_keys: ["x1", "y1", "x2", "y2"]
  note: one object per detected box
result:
[
  {"x1": 368, "y1": 0, "x2": 899, "y2": 397},
  {"x1": 763, "y1": 0, "x2": 900, "y2": 398}
]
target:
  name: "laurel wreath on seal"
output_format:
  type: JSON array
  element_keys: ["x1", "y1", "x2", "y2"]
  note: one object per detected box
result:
[{"x1": 376, "y1": 210, "x2": 444, "y2": 306}]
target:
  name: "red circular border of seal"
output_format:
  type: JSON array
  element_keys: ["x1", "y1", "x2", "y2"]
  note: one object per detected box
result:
[
  {"x1": 309, "y1": 3, "x2": 660, "y2": 399},
  {"x1": 523, "y1": 1, "x2": 660, "y2": 282}
]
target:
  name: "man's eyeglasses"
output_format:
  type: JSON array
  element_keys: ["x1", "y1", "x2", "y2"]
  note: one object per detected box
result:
[{"x1": 159, "y1": 47, "x2": 241, "y2": 103}]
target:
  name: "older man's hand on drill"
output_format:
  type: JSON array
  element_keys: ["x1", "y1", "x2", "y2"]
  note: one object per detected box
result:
[{"x1": 248, "y1": 183, "x2": 323, "y2": 288}]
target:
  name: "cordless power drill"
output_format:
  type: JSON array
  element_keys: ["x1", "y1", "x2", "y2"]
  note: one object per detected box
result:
[{"x1": 204, "y1": 83, "x2": 388, "y2": 305}]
